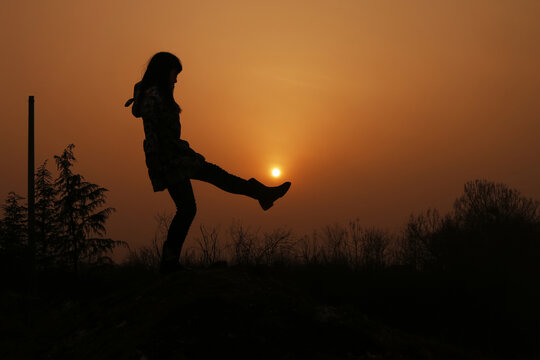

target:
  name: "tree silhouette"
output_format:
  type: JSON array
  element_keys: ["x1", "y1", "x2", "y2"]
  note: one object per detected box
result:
[
  {"x1": 399, "y1": 179, "x2": 540, "y2": 275},
  {"x1": 400, "y1": 209, "x2": 442, "y2": 271},
  {"x1": 358, "y1": 227, "x2": 389, "y2": 271},
  {"x1": 448, "y1": 179, "x2": 540, "y2": 274},
  {"x1": 54, "y1": 144, "x2": 124, "y2": 273},
  {"x1": 34, "y1": 160, "x2": 60, "y2": 268},
  {"x1": 0, "y1": 192, "x2": 27, "y2": 272}
]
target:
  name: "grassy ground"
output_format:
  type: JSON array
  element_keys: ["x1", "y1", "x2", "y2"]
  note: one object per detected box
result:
[{"x1": 1, "y1": 264, "x2": 537, "y2": 359}]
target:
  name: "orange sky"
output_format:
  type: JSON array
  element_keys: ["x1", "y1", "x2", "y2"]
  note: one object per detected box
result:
[{"x1": 1, "y1": 0, "x2": 539, "y2": 259}]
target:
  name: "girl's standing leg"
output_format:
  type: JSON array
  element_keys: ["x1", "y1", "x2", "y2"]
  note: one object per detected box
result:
[{"x1": 160, "y1": 179, "x2": 197, "y2": 273}]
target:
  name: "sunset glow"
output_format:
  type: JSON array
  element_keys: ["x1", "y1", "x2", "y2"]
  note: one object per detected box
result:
[
  {"x1": 0, "y1": 0, "x2": 539, "y2": 260},
  {"x1": 1, "y1": 3, "x2": 539, "y2": 356}
]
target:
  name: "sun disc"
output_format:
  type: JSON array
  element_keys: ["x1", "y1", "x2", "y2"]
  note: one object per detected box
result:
[{"x1": 272, "y1": 168, "x2": 281, "y2": 177}]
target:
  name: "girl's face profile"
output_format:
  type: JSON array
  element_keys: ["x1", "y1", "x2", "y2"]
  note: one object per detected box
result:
[{"x1": 169, "y1": 69, "x2": 179, "y2": 89}]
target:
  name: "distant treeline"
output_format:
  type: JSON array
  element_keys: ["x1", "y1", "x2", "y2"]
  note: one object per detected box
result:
[
  {"x1": 3, "y1": 167, "x2": 539, "y2": 359},
  {"x1": 124, "y1": 180, "x2": 540, "y2": 357},
  {"x1": 129, "y1": 179, "x2": 540, "y2": 278},
  {"x1": 2, "y1": 145, "x2": 540, "y2": 281},
  {"x1": 0, "y1": 144, "x2": 125, "y2": 275}
]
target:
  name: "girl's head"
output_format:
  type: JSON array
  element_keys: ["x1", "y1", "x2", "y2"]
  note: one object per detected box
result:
[{"x1": 140, "y1": 52, "x2": 182, "y2": 102}]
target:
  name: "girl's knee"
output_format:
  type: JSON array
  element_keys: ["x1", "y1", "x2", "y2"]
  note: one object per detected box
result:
[{"x1": 178, "y1": 202, "x2": 197, "y2": 220}]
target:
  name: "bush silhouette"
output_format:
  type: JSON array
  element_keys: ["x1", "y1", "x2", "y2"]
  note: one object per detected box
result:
[
  {"x1": 0, "y1": 144, "x2": 124, "y2": 274},
  {"x1": 0, "y1": 192, "x2": 28, "y2": 273},
  {"x1": 54, "y1": 144, "x2": 124, "y2": 273},
  {"x1": 401, "y1": 179, "x2": 540, "y2": 276}
]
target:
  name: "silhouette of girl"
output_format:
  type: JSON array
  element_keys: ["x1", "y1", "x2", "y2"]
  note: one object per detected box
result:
[{"x1": 125, "y1": 52, "x2": 291, "y2": 274}]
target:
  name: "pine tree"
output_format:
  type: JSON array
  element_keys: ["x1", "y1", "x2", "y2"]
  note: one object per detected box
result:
[
  {"x1": 54, "y1": 144, "x2": 123, "y2": 273},
  {"x1": 34, "y1": 160, "x2": 60, "y2": 268},
  {"x1": 0, "y1": 192, "x2": 28, "y2": 270}
]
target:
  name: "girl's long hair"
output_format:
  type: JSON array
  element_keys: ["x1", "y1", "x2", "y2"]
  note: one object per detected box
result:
[{"x1": 140, "y1": 52, "x2": 182, "y2": 107}]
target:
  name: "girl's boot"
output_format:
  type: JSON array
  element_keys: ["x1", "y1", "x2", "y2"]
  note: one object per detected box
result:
[{"x1": 248, "y1": 178, "x2": 291, "y2": 210}]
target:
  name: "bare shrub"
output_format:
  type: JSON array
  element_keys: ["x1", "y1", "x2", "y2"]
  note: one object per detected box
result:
[
  {"x1": 454, "y1": 179, "x2": 540, "y2": 227},
  {"x1": 259, "y1": 228, "x2": 294, "y2": 265},
  {"x1": 125, "y1": 212, "x2": 171, "y2": 270},
  {"x1": 348, "y1": 218, "x2": 362, "y2": 267},
  {"x1": 227, "y1": 222, "x2": 295, "y2": 266},
  {"x1": 180, "y1": 247, "x2": 197, "y2": 267},
  {"x1": 399, "y1": 208, "x2": 442, "y2": 271},
  {"x1": 396, "y1": 180, "x2": 540, "y2": 274},
  {"x1": 442, "y1": 179, "x2": 540, "y2": 273},
  {"x1": 313, "y1": 220, "x2": 392, "y2": 269},
  {"x1": 322, "y1": 223, "x2": 349, "y2": 265},
  {"x1": 229, "y1": 222, "x2": 259, "y2": 265},
  {"x1": 358, "y1": 227, "x2": 390, "y2": 270},
  {"x1": 297, "y1": 232, "x2": 322, "y2": 265},
  {"x1": 121, "y1": 179, "x2": 540, "y2": 275},
  {"x1": 195, "y1": 225, "x2": 222, "y2": 266}
]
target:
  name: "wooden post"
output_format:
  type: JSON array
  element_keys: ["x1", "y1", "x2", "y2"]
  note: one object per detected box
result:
[{"x1": 28, "y1": 96, "x2": 35, "y2": 268}]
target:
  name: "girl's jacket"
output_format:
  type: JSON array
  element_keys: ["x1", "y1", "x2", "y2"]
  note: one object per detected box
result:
[{"x1": 125, "y1": 82, "x2": 204, "y2": 192}]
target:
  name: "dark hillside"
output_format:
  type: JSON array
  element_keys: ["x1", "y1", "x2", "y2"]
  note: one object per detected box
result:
[{"x1": 3, "y1": 265, "x2": 532, "y2": 360}]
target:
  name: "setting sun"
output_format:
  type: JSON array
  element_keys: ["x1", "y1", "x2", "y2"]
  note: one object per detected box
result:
[{"x1": 271, "y1": 168, "x2": 281, "y2": 177}]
